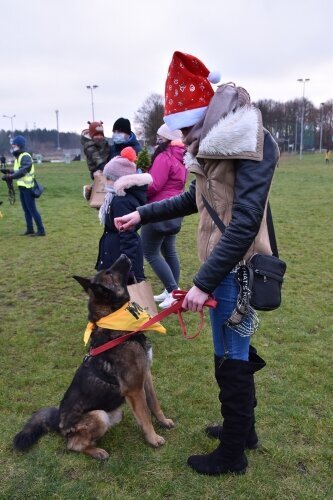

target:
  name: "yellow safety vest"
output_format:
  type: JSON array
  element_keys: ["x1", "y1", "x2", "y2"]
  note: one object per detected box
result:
[{"x1": 14, "y1": 152, "x2": 35, "y2": 188}]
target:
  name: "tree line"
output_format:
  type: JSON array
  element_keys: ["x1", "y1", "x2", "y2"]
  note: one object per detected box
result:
[
  {"x1": 0, "y1": 129, "x2": 80, "y2": 156},
  {"x1": 134, "y1": 95, "x2": 333, "y2": 152},
  {"x1": 1, "y1": 95, "x2": 332, "y2": 155}
]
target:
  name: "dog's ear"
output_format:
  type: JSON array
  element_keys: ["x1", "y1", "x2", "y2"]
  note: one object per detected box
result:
[{"x1": 73, "y1": 275, "x2": 92, "y2": 293}]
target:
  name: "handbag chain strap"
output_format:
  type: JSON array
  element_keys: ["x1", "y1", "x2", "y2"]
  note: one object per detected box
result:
[{"x1": 201, "y1": 194, "x2": 259, "y2": 336}]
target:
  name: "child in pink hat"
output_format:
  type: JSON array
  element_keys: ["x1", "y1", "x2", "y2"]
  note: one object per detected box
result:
[{"x1": 95, "y1": 147, "x2": 152, "y2": 283}]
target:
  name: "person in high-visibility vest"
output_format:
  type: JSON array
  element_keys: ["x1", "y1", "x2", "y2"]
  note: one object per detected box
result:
[{"x1": 1, "y1": 135, "x2": 45, "y2": 236}]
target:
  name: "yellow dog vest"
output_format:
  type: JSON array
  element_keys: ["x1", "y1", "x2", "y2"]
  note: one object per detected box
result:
[{"x1": 84, "y1": 301, "x2": 166, "y2": 345}]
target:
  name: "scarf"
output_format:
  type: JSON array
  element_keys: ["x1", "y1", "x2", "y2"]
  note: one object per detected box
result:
[
  {"x1": 98, "y1": 184, "x2": 116, "y2": 225},
  {"x1": 182, "y1": 84, "x2": 251, "y2": 157},
  {"x1": 83, "y1": 300, "x2": 166, "y2": 345}
]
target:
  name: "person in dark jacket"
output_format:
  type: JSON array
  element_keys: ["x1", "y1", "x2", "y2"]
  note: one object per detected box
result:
[
  {"x1": 1, "y1": 135, "x2": 45, "y2": 236},
  {"x1": 96, "y1": 147, "x2": 152, "y2": 282},
  {"x1": 109, "y1": 117, "x2": 142, "y2": 158},
  {"x1": 81, "y1": 120, "x2": 111, "y2": 201},
  {"x1": 114, "y1": 51, "x2": 280, "y2": 476}
]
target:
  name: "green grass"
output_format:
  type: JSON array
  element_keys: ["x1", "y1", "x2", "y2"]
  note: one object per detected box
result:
[{"x1": 0, "y1": 154, "x2": 332, "y2": 499}]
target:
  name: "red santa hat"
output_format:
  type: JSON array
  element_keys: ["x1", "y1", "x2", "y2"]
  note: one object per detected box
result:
[{"x1": 163, "y1": 51, "x2": 221, "y2": 130}]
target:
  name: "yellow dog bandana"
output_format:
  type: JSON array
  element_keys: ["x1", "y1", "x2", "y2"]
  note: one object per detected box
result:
[{"x1": 84, "y1": 301, "x2": 166, "y2": 345}]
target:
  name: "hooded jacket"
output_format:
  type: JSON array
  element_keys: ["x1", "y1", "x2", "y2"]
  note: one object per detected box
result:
[
  {"x1": 96, "y1": 173, "x2": 152, "y2": 278},
  {"x1": 147, "y1": 142, "x2": 187, "y2": 203},
  {"x1": 137, "y1": 83, "x2": 280, "y2": 293},
  {"x1": 109, "y1": 132, "x2": 142, "y2": 159}
]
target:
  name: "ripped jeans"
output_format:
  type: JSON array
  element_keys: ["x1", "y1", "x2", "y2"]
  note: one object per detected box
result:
[{"x1": 209, "y1": 271, "x2": 252, "y2": 361}]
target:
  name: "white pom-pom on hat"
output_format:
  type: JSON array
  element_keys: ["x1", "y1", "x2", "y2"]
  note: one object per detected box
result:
[{"x1": 208, "y1": 71, "x2": 221, "y2": 84}]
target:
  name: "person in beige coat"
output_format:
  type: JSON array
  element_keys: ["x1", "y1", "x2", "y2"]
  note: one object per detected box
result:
[{"x1": 115, "y1": 51, "x2": 280, "y2": 476}]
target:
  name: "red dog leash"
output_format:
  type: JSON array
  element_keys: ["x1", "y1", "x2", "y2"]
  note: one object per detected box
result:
[{"x1": 89, "y1": 289, "x2": 217, "y2": 357}]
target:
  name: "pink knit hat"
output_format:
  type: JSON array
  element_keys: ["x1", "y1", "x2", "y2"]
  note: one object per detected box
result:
[{"x1": 103, "y1": 147, "x2": 137, "y2": 180}]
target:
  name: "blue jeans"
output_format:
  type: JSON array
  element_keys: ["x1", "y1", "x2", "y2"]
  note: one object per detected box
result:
[
  {"x1": 141, "y1": 223, "x2": 180, "y2": 293},
  {"x1": 210, "y1": 271, "x2": 251, "y2": 361},
  {"x1": 19, "y1": 186, "x2": 45, "y2": 233}
]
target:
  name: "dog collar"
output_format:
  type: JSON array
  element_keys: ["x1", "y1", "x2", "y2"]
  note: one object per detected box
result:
[{"x1": 84, "y1": 301, "x2": 166, "y2": 345}]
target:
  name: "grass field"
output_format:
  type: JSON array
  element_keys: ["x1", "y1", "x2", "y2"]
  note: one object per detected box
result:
[{"x1": 0, "y1": 153, "x2": 332, "y2": 499}]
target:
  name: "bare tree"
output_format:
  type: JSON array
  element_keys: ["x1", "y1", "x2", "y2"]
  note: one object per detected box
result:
[{"x1": 134, "y1": 93, "x2": 164, "y2": 146}]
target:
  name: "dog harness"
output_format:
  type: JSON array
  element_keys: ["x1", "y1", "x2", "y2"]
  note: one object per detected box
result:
[{"x1": 84, "y1": 300, "x2": 166, "y2": 345}]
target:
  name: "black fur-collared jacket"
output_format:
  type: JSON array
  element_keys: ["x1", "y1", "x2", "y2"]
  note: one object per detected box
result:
[{"x1": 137, "y1": 128, "x2": 279, "y2": 294}]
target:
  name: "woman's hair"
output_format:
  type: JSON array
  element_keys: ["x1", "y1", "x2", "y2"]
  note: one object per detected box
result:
[{"x1": 150, "y1": 140, "x2": 170, "y2": 165}]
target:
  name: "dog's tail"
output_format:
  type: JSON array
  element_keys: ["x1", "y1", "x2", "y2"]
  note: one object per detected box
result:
[{"x1": 13, "y1": 407, "x2": 60, "y2": 451}]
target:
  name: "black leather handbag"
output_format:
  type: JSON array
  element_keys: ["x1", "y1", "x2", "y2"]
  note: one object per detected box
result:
[
  {"x1": 247, "y1": 253, "x2": 286, "y2": 311},
  {"x1": 151, "y1": 217, "x2": 183, "y2": 235},
  {"x1": 202, "y1": 195, "x2": 286, "y2": 312}
]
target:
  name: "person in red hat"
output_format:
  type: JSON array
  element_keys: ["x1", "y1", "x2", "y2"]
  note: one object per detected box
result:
[
  {"x1": 81, "y1": 121, "x2": 111, "y2": 180},
  {"x1": 114, "y1": 51, "x2": 280, "y2": 476}
]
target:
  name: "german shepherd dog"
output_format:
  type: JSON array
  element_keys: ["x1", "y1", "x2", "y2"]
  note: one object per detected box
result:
[{"x1": 13, "y1": 254, "x2": 174, "y2": 460}]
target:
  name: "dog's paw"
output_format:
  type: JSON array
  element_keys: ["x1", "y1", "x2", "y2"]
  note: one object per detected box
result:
[
  {"x1": 87, "y1": 447, "x2": 110, "y2": 460},
  {"x1": 149, "y1": 434, "x2": 166, "y2": 448},
  {"x1": 159, "y1": 418, "x2": 175, "y2": 429}
]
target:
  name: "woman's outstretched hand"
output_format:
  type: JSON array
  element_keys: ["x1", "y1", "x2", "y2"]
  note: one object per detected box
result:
[
  {"x1": 182, "y1": 286, "x2": 209, "y2": 312},
  {"x1": 114, "y1": 211, "x2": 141, "y2": 232}
]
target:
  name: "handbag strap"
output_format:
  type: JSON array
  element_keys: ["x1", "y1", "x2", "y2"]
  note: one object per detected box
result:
[
  {"x1": 202, "y1": 194, "x2": 279, "y2": 257},
  {"x1": 266, "y1": 202, "x2": 279, "y2": 258},
  {"x1": 201, "y1": 194, "x2": 226, "y2": 232}
]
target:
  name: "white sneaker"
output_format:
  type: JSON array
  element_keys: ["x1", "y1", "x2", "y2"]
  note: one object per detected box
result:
[
  {"x1": 158, "y1": 292, "x2": 176, "y2": 309},
  {"x1": 154, "y1": 289, "x2": 168, "y2": 302}
]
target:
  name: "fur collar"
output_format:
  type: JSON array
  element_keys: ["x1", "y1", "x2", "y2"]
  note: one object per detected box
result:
[
  {"x1": 198, "y1": 106, "x2": 262, "y2": 159},
  {"x1": 114, "y1": 173, "x2": 152, "y2": 196}
]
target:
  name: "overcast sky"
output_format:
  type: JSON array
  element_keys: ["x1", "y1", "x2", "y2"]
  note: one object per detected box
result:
[{"x1": 1, "y1": 0, "x2": 332, "y2": 136}]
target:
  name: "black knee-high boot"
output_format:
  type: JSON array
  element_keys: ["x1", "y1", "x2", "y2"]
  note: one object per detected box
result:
[
  {"x1": 205, "y1": 347, "x2": 266, "y2": 449},
  {"x1": 187, "y1": 353, "x2": 265, "y2": 475}
]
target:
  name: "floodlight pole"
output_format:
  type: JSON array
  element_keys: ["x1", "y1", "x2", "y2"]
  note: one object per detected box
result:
[
  {"x1": 3, "y1": 114, "x2": 16, "y2": 136},
  {"x1": 86, "y1": 85, "x2": 98, "y2": 121},
  {"x1": 297, "y1": 78, "x2": 310, "y2": 160},
  {"x1": 319, "y1": 102, "x2": 324, "y2": 153},
  {"x1": 55, "y1": 109, "x2": 61, "y2": 150}
]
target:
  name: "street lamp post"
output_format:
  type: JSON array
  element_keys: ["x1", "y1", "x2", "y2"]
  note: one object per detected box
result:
[
  {"x1": 319, "y1": 102, "x2": 324, "y2": 153},
  {"x1": 55, "y1": 109, "x2": 61, "y2": 150},
  {"x1": 86, "y1": 85, "x2": 98, "y2": 121},
  {"x1": 297, "y1": 78, "x2": 310, "y2": 160},
  {"x1": 3, "y1": 114, "x2": 16, "y2": 136}
]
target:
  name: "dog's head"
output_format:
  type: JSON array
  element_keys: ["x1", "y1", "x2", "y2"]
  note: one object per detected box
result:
[{"x1": 73, "y1": 254, "x2": 132, "y2": 321}]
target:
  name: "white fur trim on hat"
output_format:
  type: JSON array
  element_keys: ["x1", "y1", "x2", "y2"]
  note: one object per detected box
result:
[
  {"x1": 164, "y1": 106, "x2": 208, "y2": 131},
  {"x1": 157, "y1": 124, "x2": 182, "y2": 141}
]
